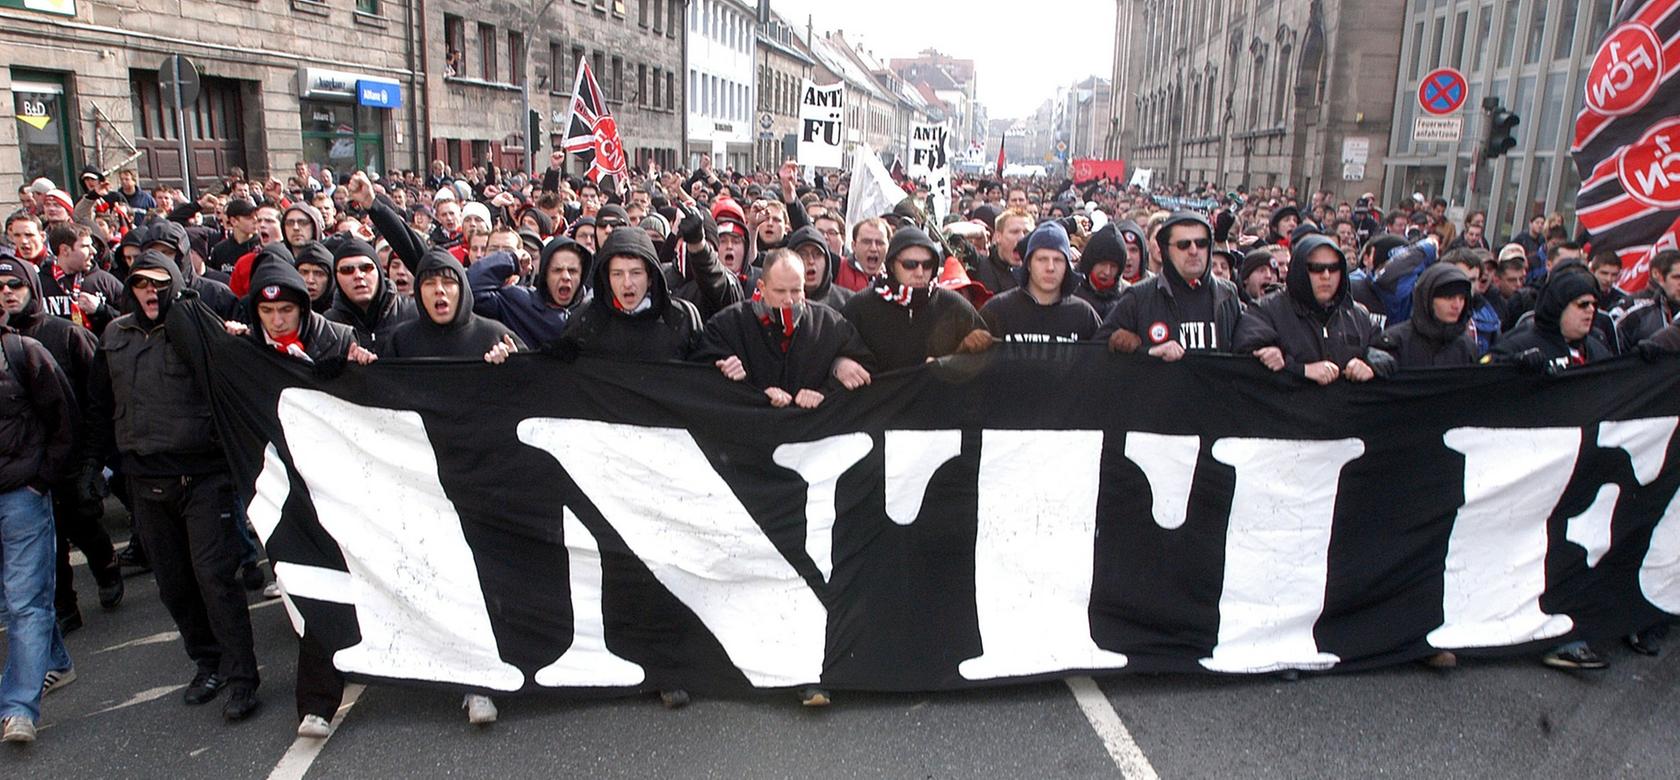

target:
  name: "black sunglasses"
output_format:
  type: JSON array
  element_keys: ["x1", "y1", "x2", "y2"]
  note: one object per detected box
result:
[
  {"x1": 1171, "y1": 238, "x2": 1211, "y2": 251},
  {"x1": 898, "y1": 259, "x2": 940, "y2": 271},
  {"x1": 1306, "y1": 263, "x2": 1342, "y2": 275},
  {"x1": 0, "y1": 278, "x2": 27, "y2": 290}
]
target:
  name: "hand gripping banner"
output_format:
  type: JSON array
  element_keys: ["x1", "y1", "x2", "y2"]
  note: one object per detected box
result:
[{"x1": 166, "y1": 304, "x2": 1680, "y2": 695}]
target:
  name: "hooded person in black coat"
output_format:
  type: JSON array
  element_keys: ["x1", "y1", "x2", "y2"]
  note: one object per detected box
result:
[
  {"x1": 698, "y1": 249, "x2": 874, "y2": 408},
  {"x1": 324, "y1": 237, "x2": 418, "y2": 352},
  {"x1": 841, "y1": 226, "x2": 991, "y2": 371},
  {"x1": 291, "y1": 241, "x2": 336, "y2": 315},
  {"x1": 980, "y1": 221, "x2": 1102, "y2": 342},
  {"x1": 1100, "y1": 212, "x2": 1242, "y2": 359},
  {"x1": 557, "y1": 226, "x2": 704, "y2": 361},
  {"x1": 660, "y1": 205, "x2": 745, "y2": 321},
  {"x1": 1488, "y1": 267, "x2": 1613, "y2": 370},
  {"x1": 1378, "y1": 264, "x2": 1479, "y2": 368},
  {"x1": 384, "y1": 249, "x2": 525, "y2": 359},
  {"x1": 143, "y1": 220, "x2": 238, "y2": 318},
  {"x1": 1072, "y1": 223, "x2": 1129, "y2": 320},
  {"x1": 1234, "y1": 234, "x2": 1396, "y2": 384},
  {"x1": 239, "y1": 259, "x2": 360, "y2": 364},
  {"x1": 1112, "y1": 219, "x2": 1152, "y2": 284},
  {"x1": 469, "y1": 237, "x2": 594, "y2": 350},
  {"x1": 786, "y1": 225, "x2": 851, "y2": 311}
]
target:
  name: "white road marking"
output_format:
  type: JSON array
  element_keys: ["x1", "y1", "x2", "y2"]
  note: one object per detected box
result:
[
  {"x1": 97, "y1": 631, "x2": 181, "y2": 653},
  {"x1": 89, "y1": 684, "x2": 187, "y2": 716},
  {"x1": 266, "y1": 683, "x2": 366, "y2": 780},
  {"x1": 1065, "y1": 676, "x2": 1159, "y2": 780}
]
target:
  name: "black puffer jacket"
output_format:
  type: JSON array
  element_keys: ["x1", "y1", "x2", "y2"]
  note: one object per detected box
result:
[
  {"x1": 384, "y1": 249, "x2": 525, "y2": 358},
  {"x1": 559, "y1": 228, "x2": 704, "y2": 361},
  {"x1": 1378, "y1": 264, "x2": 1478, "y2": 368},
  {"x1": 0, "y1": 311, "x2": 77, "y2": 493},
  {"x1": 1233, "y1": 235, "x2": 1395, "y2": 377}
]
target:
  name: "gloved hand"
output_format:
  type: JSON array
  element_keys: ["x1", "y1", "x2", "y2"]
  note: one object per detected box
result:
[
  {"x1": 1638, "y1": 339, "x2": 1669, "y2": 363},
  {"x1": 77, "y1": 461, "x2": 105, "y2": 507},
  {"x1": 678, "y1": 205, "x2": 705, "y2": 244},
  {"x1": 1514, "y1": 347, "x2": 1547, "y2": 373}
]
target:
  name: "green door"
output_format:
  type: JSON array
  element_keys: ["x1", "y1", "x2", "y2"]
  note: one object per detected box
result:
[{"x1": 12, "y1": 71, "x2": 74, "y2": 189}]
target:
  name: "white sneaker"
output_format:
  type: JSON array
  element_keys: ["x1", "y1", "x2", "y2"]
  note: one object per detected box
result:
[
  {"x1": 262, "y1": 582, "x2": 282, "y2": 600},
  {"x1": 1, "y1": 716, "x2": 36, "y2": 743},
  {"x1": 42, "y1": 667, "x2": 77, "y2": 696},
  {"x1": 463, "y1": 694, "x2": 497, "y2": 725},
  {"x1": 296, "y1": 714, "x2": 334, "y2": 739}
]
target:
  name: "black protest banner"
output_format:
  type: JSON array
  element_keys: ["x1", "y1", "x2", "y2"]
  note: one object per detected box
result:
[{"x1": 167, "y1": 305, "x2": 1680, "y2": 695}]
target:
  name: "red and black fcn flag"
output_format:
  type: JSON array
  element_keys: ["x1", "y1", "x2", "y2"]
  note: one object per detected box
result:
[
  {"x1": 562, "y1": 58, "x2": 628, "y2": 188},
  {"x1": 1573, "y1": 0, "x2": 1680, "y2": 293}
]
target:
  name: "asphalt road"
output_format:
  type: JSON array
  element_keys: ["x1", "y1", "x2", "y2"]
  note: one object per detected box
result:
[{"x1": 4, "y1": 522, "x2": 1678, "y2": 778}]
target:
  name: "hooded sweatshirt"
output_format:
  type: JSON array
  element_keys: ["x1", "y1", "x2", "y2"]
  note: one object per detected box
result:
[
  {"x1": 981, "y1": 222, "x2": 1102, "y2": 342},
  {"x1": 144, "y1": 220, "x2": 238, "y2": 318},
  {"x1": 1099, "y1": 212, "x2": 1241, "y2": 353},
  {"x1": 384, "y1": 249, "x2": 525, "y2": 358},
  {"x1": 324, "y1": 240, "x2": 417, "y2": 351},
  {"x1": 1, "y1": 254, "x2": 97, "y2": 414},
  {"x1": 1490, "y1": 269, "x2": 1612, "y2": 368},
  {"x1": 291, "y1": 240, "x2": 337, "y2": 314},
  {"x1": 1071, "y1": 222, "x2": 1130, "y2": 320},
  {"x1": 282, "y1": 202, "x2": 325, "y2": 254},
  {"x1": 1111, "y1": 219, "x2": 1152, "y2": 284},
  {"x1": 557, "y1": 228, "x2": 704, "y2": 361},
  {"x1": 1377, "y1": 264, "x2": 1478, "y2": 368},
  {"x1": 786, "y1": 225, "x2": 851, "y2": 311},
  {"x1": 468, "y1": 249, "x2": 573, "y2": 348},
  {"x1": 242, "y1": 258, "x2": 355, "y2": 362},
  {"x1": 840, "y1": 227, "x2": 988, "y2": 370},
  {"x1": 1233, "y1": 234, "x2": 1395, "y2": 377}
]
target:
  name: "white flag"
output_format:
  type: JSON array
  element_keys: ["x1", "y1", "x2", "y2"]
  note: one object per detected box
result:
[{"x1": 845, "y1": 145, "x2": 908, "y2": 233}]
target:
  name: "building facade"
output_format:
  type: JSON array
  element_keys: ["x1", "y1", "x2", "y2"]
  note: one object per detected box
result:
[
  {"x1": 2, "y1": 0, "x2": 418, "y2": 197},
  {"x1": 686, "y1": 0, "x2": 756, "y2": 171},
  {"x1": 753, "y1": 7, "x2": 812, "y2": 169},
  {"x1": 430, "y1": 0, "x2": 685, "y2": 178},
  {"x1": 1382, "y1": 0, "x2": 1614, "y2": 238},
  {"x1": 1118, "y1": 0, "x2": 1407, "y2": 199}
]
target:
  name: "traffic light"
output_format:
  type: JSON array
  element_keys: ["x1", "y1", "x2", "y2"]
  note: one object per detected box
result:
[
  {"x1": 1481, "y1": 97, "x2": 1519, "y2": 160},
  {"x1": 529, "y1": 109, "x2": 542, "y2": 154}
]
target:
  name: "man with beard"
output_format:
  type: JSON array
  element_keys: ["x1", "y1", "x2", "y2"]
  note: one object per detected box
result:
[
  {"x1": 83, "y1": 251, "x2": 261, "y2": 722},
  {"x1": 786, "y1": 225, "x2": 850, "y2": 311},
  {"x1": 1234, "y1": 235, "x2": 1394, "y2": 384},
  {"x1": 39, "y1": 222, "x2": 124, "y2": 335},
  {"x1": 842, "y1": 227, "x2": 991, "y2": 370},
  {"x1": 832, "y1": 218, "x2": 891, "y2": 292},
  {"x1": 1072, "y1": 223, "x2": 1129, "y2": 321},
  {"x1": 1378, "y1": 264, "x2": 1479, "y2": 368},
  {"x1": 0, "y1": 250, "x2": 122, "y2": 637},
  {"x1": 281, "y1": 203, "x2": 325, "y2": 259},
  {"x1": 1101, "y1": 212, "x2": 1242, "y2": 361},
  {"x1": 700, "y1": 248, "x2": 872, "y2": 411},
  {"x1": 324, "y1": 237, "x2": 418, "y2": 352},
  {"x1": 980, "y1": 222, "x2": 1102, "y2": 342},
  {"x1": 970, "y1": 208, "x2": 1033, "y2": 296},
  {"x1": 1611, "y1": 250, "x2": 1680, "y2": 354}
]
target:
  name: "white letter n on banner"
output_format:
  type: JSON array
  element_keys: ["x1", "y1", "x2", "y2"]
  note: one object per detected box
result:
[
  {"x1": 519, "y1": 418, "x2": 827, "y2": 688},
  {"x1": 277, "y1": 389, "x2": 525, "y2": 691}
]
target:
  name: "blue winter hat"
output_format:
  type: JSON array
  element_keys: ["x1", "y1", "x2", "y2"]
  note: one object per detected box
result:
[{"x1": 1022, "y1": 220, "x2": 1072, "y2": 263}]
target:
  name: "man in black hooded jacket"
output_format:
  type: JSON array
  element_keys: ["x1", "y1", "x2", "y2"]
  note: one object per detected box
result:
[
  {"x1": 469, "y1": 238, "x2": 592, "y2": 349},
  {"x1": 1489, "y1": 267, "x2": 1613, "y2": 371},
  {"x1": 291, "y1": 242, "x2": 336, "y2": 315},
  {"x1": 1100, "y1": 212, "x2": 1241, "y2": 360},
  {"x1": 0, "y1": 251, "x2": 121, "y2": 625},
  {"x1": 842, "y1": 227, "x2": 991, "y2": 370},
  {"x1": 1378, "y1": 264, "x2": 1479, "y2": 368},
  {"x1": 661, "y1": 204, "x2": 745, "y2": 321},
  {"x1": 1234, "y1": 234, "x2": 1396, "y2": 384},
  {"x1": 324, "y1": 237, "x2": 418, "y2": 352},
  {"x1": 980, "y1": 221, "x2": 1102, "y2": 342},
  {"x1": 559, "y1": 227, "x2": 704, "y2": 361},
  {"x1": 384, "y1": 249, "x2": 525, "y2": 359},
  {"x1": 1072, "y1": 223, "x2": 1129, "y2": 320},
  {"x1": 83, "y1": 250, "x2": 261, "y2": 722},
  {"x1": 786, "y1": 225, "x2": 850, "y2": 311},
  {"x1": 143, "y1": 221, "x2": 238, "y2": 318}
]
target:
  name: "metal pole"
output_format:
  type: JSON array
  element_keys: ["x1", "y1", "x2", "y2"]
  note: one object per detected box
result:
[{"x1": 172, "y1": 57, "x2": 194, "y2": 199}]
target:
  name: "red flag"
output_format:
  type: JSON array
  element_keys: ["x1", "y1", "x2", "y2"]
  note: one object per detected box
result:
[
  {"x1": 995, "y1": 137, "x2": 1006, "y2": 176},
  {"x1": 1571, "y1": 0, "x2": 1680, "y2": 293},
  {"x1": 561, "y1": 58, "x2": 628, "y2": 187}
]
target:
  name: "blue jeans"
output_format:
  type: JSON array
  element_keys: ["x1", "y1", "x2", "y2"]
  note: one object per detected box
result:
[{"x1": 0, "y1": 486, "x2": 70, "y2": 723}]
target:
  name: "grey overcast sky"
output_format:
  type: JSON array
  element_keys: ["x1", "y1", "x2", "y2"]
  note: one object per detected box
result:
[{"x1": 765, "y1": 0, "x2": 1117, "y2": 119}]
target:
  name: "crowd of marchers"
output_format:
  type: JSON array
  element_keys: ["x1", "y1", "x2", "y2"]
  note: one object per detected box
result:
[{"x1": 0, "y1": 152, "x2": 1675, "y2": 745}]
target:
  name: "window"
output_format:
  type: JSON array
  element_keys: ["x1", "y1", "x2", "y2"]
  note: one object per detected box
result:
[
  {"x1": 613, "y1": 0, "x2": 626, "y2": 17},
  {"x1": 1472, "y1": 2, "x2": 1493, "y2": 71},
  {"x1": 1496, "y1": 0, "x2": 1520, "y2": 69},
  {"x1": 612, "y1": 55, "x2": 623, "y2": 101},
  {"x1": 637, "y1": 63, "x2": 647, "y2": 105},
  {"x1": 652, "y1": 67, "x2": 662, "y2": 108},
  {"x1": 668, "y1": 0, "x2": 679, "y2": 37},
  {"x1": 550, "y1": 42, "x2": 565, "y2": 90},
  {"x1": 1272, "y1": 45, "x2": 1291, "y2": 124},
  {"x1": 667, "y1": 71, "x2": 675, "y2": 112},
  {"x1": 356, "y1": 0, "x2": 379, "y2": 15},
  {"x1": 638, "y1": 0, "x2": 649, "y2": 26},
  {"x1": 444, "y1": 15, "x2": 466, "y2": 77},
  {"x1": 479, "y1": 22, "x2": 497, "y2": 81},
  {"x1": 572, "y1": 45, "x2": 586, "y2": 87},
  {"x1": 1525, "y1": 0, "x2": 1548, "y2": 64},
  {"x1": 592, "y1": 51, "x2": 606, "y2": 92},
  {"x1": 509, "y1": 32, "x2": 525, "y2": 86}
]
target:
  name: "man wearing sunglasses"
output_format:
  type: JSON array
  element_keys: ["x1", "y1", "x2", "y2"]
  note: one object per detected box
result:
[
  {"x1": 324, "y1": 238, "x2": 418, "y2": 353},
  {"x1": 1488, "y1": 266, "x2": 1612, "y2": 373},
  {"x1": 842, "y1": 226, "x2": 990, "y2": 370},
  {"x1": 1100, "y1": 212, "x2": 1241, "y2": 361},
  {"x1": 1234, "y1": 235, "x2": 1394, "y2": 385}
]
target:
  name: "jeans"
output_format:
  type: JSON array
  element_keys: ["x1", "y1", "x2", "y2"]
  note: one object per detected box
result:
[{"x1": 1, "y1": 486, "x2": 71, "y2": 723}]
